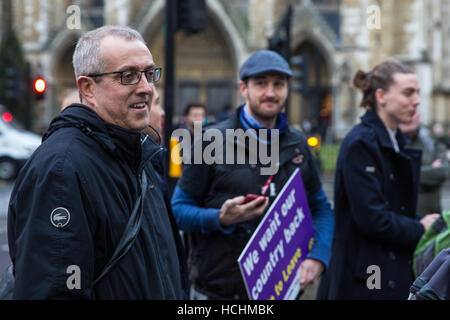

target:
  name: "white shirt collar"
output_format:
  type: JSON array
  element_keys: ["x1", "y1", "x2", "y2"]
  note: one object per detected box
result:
[{"x1": 386, "y1": 128, "x2": 399, "y2": 153}]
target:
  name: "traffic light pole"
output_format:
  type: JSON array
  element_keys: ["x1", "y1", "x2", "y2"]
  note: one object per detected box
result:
[
  {"x1": 24, "y1": 62, "x2": 31, "y2": 130},
  {"x1": 268, "y1": 5, "x2": 292, "y2": 116},
  {"x1": 164, "y1": 0, "x2": 176, "y2": 189},
  {"x1": 285, "y1": 7, "x2": 291, "y2": 117}
]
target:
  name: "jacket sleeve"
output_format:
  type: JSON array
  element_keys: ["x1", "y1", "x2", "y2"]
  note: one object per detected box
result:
[
  {"x1": 420, "y1": 141, "x2": 449, "y2": 188},
  {"x1": 171, "y1": 186, "x2": 235, "y2": 234},
  {"x1": 341, "y1": 140, "x2": 424, "y2": 249},
  {"x1": 174, "y1": 133, "x2": 238, "y2": 234},
  {"x1": 306, "y1": 187, "x2": 334, "y2": 268},
  {"x1": 8, "y1": 154, "x2": 96, "y2": 299}
]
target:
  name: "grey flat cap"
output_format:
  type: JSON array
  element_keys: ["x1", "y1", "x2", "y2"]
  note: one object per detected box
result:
[{"x1": 239, "y1": 50, "x2": 293, "y2": 80}]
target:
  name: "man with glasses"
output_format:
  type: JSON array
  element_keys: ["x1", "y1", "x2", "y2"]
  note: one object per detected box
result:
[{"x1": 7, "y1": 26, "x2": 187, "y2": 299}]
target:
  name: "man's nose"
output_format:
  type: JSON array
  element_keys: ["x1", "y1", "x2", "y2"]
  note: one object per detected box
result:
[
  {"x1": 413, "y1": 92, "x2": 421, "y2": 106},
  {"x1": 136, "y1": 73, "x2": 153, "y2": 95},
  {"x1": 265, "y1": 83, "x2": 276, "y2": 96}
]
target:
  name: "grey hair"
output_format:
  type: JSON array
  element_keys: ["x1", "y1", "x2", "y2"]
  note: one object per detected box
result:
[{"x1": 72, "y1": 25, "x2": 146, "y2": 79}]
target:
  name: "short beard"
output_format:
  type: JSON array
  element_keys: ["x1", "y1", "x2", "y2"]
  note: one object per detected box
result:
[{"x1": 247, "y1": 98, "x2": 280, "y2": 122}]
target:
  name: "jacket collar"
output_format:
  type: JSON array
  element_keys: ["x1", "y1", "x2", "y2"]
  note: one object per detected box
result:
[
  {"x1": 227, "y1": 105, "x2": 304, "y2": 169},
  {"x1": 45, "y1": 104, "x2": 161, "y2": 172},
  {"x1": 230, "y1": 104, "x2": 246, "y2": 130},
  {"x1": 223, "y1": 105, "x2": 302, "y2": 149},
  {"x1": 360, "y1": 109, "x2": 409, "y2": 151}
]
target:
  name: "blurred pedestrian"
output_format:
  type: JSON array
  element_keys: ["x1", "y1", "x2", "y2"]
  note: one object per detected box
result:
[
  {"x1": 177, "y1": 102, "x2": 207, "y2": 137},
  {"x1": 143, "y1": 87, "x2": 165, "y2": 144},
  {"x1": 171, "y1": 50, "x2": 334, "y2": 299},
  {"x1": 399, "y1": 112, "x2": 449, "y2": 216},
  {"x1": 431, "y1": 122, "x2": 448, "y2": 147},
  {"x1": 317, "y1": 60, "x2": 440, "y2": 300},
  {"x1": 216, "y1": 104, "x2": 233, "y2": 122},
  {"x1": 59, "y1": 88, "x2": 80, "y2": 111},
  {"x1": 432, "y1": 122, "x2": 444, "y2": 139},
  {"x1": 143, "y1": 87, "x2": 190, "y2": 297},
  {"x1": 8, "y1": 25, "x2": 185, "y2": 299}
]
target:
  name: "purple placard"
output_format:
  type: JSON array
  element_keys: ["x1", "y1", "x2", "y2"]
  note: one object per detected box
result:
[{"x1": 238, "y1": 168, "x2": 315, "y2": 300}]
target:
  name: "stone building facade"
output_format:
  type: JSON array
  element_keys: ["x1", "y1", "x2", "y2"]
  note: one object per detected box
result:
[{"x1": 4, "y1": 0, "x2": 450, "y2": 139}]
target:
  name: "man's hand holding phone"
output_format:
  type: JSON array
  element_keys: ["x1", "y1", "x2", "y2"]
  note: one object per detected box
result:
[
  {"x1": 242, "y1": 194, "x2": 260, "y2": 204},
  {"x1": 219, "y1": 175, "x2": 273, "y2": 226},
  {"x1": 219, "y1": 195, "x2": 269, "y2": 226}
]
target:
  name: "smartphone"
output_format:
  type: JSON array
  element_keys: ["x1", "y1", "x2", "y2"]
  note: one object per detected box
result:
[
  {"x1": 241, "y1": 175, "x2": 273, "y2": 204},
  {"x1": 242, "y1": 194, "x2": 260, "y2": 204}
]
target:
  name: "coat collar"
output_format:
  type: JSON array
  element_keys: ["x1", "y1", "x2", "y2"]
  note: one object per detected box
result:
[
  {"x1": 227, "y1": 105, "x2": 304, "y2": 168},
  {"x1": 224, "y1": 105, "x2": 301, "y2": 149},
  {"x1": 228, "y1": 105, "x2": 299, "y2": 142},
  {"x1": 360, "y1": 109, "x2": 410, "y2": 152}
]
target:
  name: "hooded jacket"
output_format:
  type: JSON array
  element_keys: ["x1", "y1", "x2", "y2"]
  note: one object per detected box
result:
[{"x1": 8, "y1": 104, "x2": 185, "y2": 299}]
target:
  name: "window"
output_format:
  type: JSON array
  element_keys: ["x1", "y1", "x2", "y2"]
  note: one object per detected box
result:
[
  {"x1": 177, "y1": 81, "x2": 200, "y2": 115},
  {"x1": 206, "y1": 81, "x2": 233, "y2": 116}
]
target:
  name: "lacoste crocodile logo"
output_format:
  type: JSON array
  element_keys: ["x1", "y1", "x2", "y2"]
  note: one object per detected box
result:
[{"x1": 50, "y1": 207, "x2": 71, "y2": 228}]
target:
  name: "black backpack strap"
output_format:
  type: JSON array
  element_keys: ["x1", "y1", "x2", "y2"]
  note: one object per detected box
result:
[{"x1": 92, "y1": 170, "x2": 148, "y2": 287}]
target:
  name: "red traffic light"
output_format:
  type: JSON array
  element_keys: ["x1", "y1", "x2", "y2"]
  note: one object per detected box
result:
[
  {"x1": 2, "y1": 112, "x2": 13, "y2": 123},
  {"x1": 34, "y1": 78, "x2": 46, "y2": 93}
]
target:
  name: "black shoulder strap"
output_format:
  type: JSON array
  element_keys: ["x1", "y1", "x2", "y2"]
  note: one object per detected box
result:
[{"x1": 92, "y1": 171, "x2": 148, "y2": 287}]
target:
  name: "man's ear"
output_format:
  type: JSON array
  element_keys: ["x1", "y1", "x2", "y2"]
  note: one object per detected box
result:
[
  {"x1": 77, "y1": 76, "x2": 96, "y2": 106},
  {"x1": 238, "y1": 80, "x2": 248, "y2": 98}
]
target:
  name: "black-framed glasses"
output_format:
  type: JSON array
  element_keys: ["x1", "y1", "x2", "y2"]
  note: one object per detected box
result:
[{"x1": 88, "y1": 67, "x2": 162, "y2": 85}]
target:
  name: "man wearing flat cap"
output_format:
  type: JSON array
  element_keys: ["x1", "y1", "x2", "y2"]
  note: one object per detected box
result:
[{"x1": 171, "y1": 50, "x2": 334, "y2": 299}]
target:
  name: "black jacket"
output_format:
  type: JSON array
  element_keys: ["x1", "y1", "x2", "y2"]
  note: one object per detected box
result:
[
  {"x1": 8, "y1": 104, "x2": 185, "y2": 299},
  {"x1": 318, "y1": 110, "x2": 425, "y2": 300},
  {"x1": 178, "y1": 107, "x2": 323, "y2": 299}
]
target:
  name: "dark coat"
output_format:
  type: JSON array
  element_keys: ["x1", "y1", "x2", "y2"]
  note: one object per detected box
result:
[
  {"x1": 8, "y1": 104, "x2": 185, "y2": 299},
  {"x1": 318, "y1": 110, "x2": 425, "y2": 300}
]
